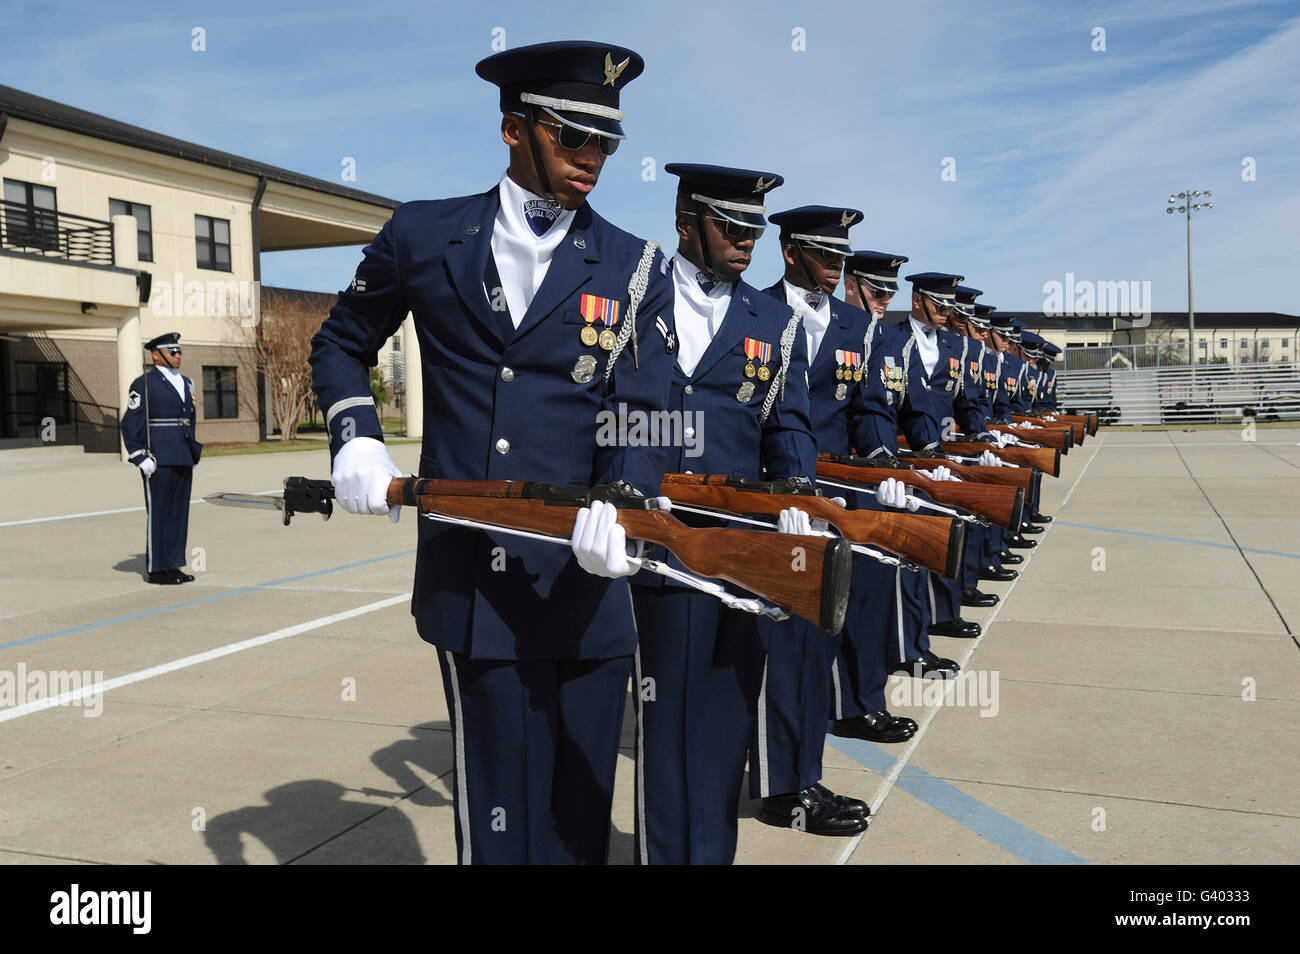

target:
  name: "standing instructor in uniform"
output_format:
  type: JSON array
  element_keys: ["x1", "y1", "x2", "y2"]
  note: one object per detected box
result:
[{"x1": 120, "y1": 332, "x2": 202, "y2": 585}]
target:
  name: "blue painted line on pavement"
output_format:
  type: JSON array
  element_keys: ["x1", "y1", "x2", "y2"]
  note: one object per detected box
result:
[
  {"x1": 1052, "y1": 521, "x2": 1300, "y2": 560},
  {"x1": 0, "y1": 550, "x2": 417, "y2": 651},
  {"x1": 826, "y1": 735, "x2": 1088, "y2": 865}
]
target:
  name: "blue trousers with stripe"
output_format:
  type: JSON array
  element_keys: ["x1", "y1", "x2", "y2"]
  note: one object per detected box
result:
[
  {"x1": 832, "y1": 556, "x2": 895, "y2": 720},
  {"x1": 436, "y1": 651, "x2": 631, "y2": 865},
  {"x1": 630, "y1": 586, "x2": 765, "y2": 865},
  {"x1": 142, "y1": 465, "x2": 192, "y2": 573},
  {"x1": 890, "y1": 566, "x2": 932, "y2": 665}
]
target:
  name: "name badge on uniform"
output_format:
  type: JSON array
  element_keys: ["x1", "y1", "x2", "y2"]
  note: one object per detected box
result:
[
  {"x1": 835, "y1": 382, "x2": 848, "y2": 401},
  {"x1": 736, "y1": 380, "x2": 755, "y2": 403}
]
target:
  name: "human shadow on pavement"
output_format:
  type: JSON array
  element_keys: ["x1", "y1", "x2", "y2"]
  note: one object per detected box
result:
[{"x1": 112, "y1": 553, "x2": 147, "y2": 575}]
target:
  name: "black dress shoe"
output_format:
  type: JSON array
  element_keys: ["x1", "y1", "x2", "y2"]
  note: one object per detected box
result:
[
  {"x1": 145, "y1": 571, "x2": 183, "y2": 585},
  {"x1": 979, "y1": 566, "x2": 1018, "y2": 582},
  {"x1": 999, "y1": 551, "x2": 1024, "y2": 565},
  {"x1": 168, "y1": 568, "x2": 196, "y2": 583},
  {"x1": 1006, "y1": 534, "x2": 1038, "y2": 549},
  {"x1": 759, "y1": 789, "x2": 869, "y2": 835},
  {"x1": 832, "y1": 710, "x2": 917, "y2": 744},
  {"x1": 1030, "y1": 512, "x2": 1053, "y2": 523},
  {"x1": 930, "y1": 618, "x2": 982, "y2": 637},
  {"x1": 811, "y1": 782, "x2": 869, "y2": 817},
  {"x1": 962, "y1": 587, "x2": 1000, "y2": 606},
  {"x1": 891, "y1": 650, "x2": 960, "y2": 679},
  {"x1": 1019, "y1": 523, "x2": 1045, "y2": 535}
]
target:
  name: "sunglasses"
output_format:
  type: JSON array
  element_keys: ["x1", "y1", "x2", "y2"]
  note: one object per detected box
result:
[
  {"x1": 156, "y1": 347, "x2": 182, "y2": 355},
  {"x1": 536, "y1": 118, "x2": 620, "y2": 156},
  {"x1": 805, "y1": 245, "x2": 849, "y2": 266},
  {"x1": 703, "y1": 214, "x2": 764, "y2": 242}
]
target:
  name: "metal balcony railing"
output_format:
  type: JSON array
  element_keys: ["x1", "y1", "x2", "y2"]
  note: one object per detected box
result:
[{"x1": 0, "y1": 199, "x2": 115, "y2": 266}]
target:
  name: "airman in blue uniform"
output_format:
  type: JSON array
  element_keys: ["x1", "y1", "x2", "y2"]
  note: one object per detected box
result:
[
  {"x1": 748, "y1": 210, "x2": 916, "y2": 837},
  {"x1": 630, "y1": 163, "x2": 817, "y2": 865},
  {"x1": 986, "y1": 314, "x2": 1042, "y2": 549},
  {"x1": 120, "y1": 332, "x2": 202, "y2": 585},
  {"x1": 309, "y1": 40, "x2": 678, "y2": 865},
  {"x1": 927, "y1": 284, "x2": 1005, "y2": 637}
]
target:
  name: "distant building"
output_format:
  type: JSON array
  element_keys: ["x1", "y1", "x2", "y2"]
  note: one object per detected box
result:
[
  {"x1": 0, "y1": 84, "x2": 399, "y2": 454},
  {"x1": 883, "y1": 311, "x2": 1300, "y2": 366}
]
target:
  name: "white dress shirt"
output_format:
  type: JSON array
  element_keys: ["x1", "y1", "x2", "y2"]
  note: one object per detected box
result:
[
  {"x1": 157, "y1": 365, "x2": 187, "y2": 400},
  {"x1": 671, "y1": 252, "x2": 732, "y2": 377},
  {"x1": 908, "y1": 314, "x2": 940, "y2": 376},
  {"x1": 782, "y1": 279, "x2": 831, "y2": 365},
  {"x1": 490, "y1": 173, "x2": 576, "y2": 327}
]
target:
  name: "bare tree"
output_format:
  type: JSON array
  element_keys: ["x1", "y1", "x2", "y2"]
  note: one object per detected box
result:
[{"x1": 250, "y1": 287, "x2": 330, "y2": 441}]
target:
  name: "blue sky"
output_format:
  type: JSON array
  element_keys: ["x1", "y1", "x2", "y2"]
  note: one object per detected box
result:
[{"x1": 5, "y1": 0, "x2": 1298, "y2": 313}]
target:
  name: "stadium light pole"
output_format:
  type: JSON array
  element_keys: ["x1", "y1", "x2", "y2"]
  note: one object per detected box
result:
[{"x1": 1166, "y1": 190, "x2": 1213, "y2": 365}]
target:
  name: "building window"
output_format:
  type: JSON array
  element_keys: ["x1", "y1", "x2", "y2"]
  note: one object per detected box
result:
[
  {"x1": 1240, "y1": 340, "x2": 1249, "y2": 348},
  {"x1": 1198, "y1": 339, "x2": 1207, "y2": 350},
  {"x1": 195, "y1": 214, "x2": 231, "y2": 271},
  {"x1": 202, "y1": 366, "x2": 238, "y2": 419},
  {"x1": 109, "y1": 199, "x2": 153, "y2": 262},
  {"x1": 391, "y1": 334, "x2": 401, "y2": 352},
  {"x1": 1283, "y1": 339, "x2": 1290, "y2": 348},
  {"x1": 1219, "y1": 339, "x2": 1228, "y2": 348},
  {"x1": 13, "y1": 360, "x2": 69, "y2": 426},
  {"x1": 2, "y1": 178, "x2": 59, "y2": 252},
  {"x1": 1260, "y1": 338, "x2": 1269, "y2": 348}
]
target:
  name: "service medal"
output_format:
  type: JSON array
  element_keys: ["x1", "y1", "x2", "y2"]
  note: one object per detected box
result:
[
  {"x1": 736, "y1": 381, "x2": 755, "y2": 403},
  {"x1": 571, "y1": 354, "x2": 597, "y2": 384},
  {"x1": 581, "y1": 293, "x2": 620, "y2": 351},
  {"x1": 835, "y1": 382, "x2": 848, "y2": 401},
  {"x1": 835, "y1": 367, "x2": 844, "y2": 381},
  {"x1": 757, "y1": 364, "x2": 771, "y2": 382},
  {"x1": 744, "y1": 362, "x2": 756, "y2": 378}
]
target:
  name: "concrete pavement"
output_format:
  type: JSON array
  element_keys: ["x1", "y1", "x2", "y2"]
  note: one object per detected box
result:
[{"x1": 0, "y1": 430, "x2": 1296, "y2": 864}]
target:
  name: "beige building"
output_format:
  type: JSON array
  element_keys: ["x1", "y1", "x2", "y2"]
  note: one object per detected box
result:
[{"x1": 0, "y1": 84, "x2": 402, "y2": 456}]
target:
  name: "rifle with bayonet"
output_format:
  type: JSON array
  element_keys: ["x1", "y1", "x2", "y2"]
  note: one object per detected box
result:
[
  {"x1": 1011, "y1": 414, "x2": 1084, "y2": 444},
  {"x1": 1014, "y1": 412, "x2": 1096, "y2": 439},
  {"x1": 815, "y1": 457, "x2": 1025, "y2": 530},
  {"x1": 887, "y1": 450, "x2": 1040, "y2": 497},
  {"x1": 897, "y1": 437, "x2": 1061, "y2": 477},
  {"x1": 658, "y1": 473, "x2": 966, "y2": 579},
  {"x1": 207, "y1": 477, "x2": 852, "y2": 635}
]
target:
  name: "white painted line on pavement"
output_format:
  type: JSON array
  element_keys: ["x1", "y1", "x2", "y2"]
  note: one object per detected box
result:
[
  {"x1": 0, "y1": 498, "x2": 208, "y2": 528},
  {"x1": 0, "y1": 592, "x2": 411, "y2": 723},
  {"x1": 835, "y1": 436, "x2": 1107, "y2": 865}
]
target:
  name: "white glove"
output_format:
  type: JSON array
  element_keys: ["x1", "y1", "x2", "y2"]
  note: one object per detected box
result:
[
  {"x1": 875, "y1": 477, "x2": 919, "y2": 512},
  {"x1": 921, "y1": 465, "x2": 960, "y2": 482},
  {"x1": 777, "y1": 507, "x2": 815, "y2": 536},
  {"x1": 810, "y1": 496, "x2": 846, "y2": 532},
  {"x1": 332, "y1": 436, "x2": 403, "y2": 523},
  {"x1": 570, "y1": 499, "x2": 636, "y2": 578},
  {"x1": 978, "y1": 450, "x2": 1003, "y2": 467},
  {"x1": 138, "y1": 457, "x2": 157, "y2": 477}
]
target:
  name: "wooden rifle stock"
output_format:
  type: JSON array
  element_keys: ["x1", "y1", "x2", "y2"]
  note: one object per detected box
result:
[
  {"x1": 930, "y1": 460, "x2": 1041, "y2": 499},
  {"x1": 660, "y1": 474, "x2": 966, "y2": 579},
  {"x1": 380, "y1": 477, "x2": 852, "y2": 634},
  {"x1": 816, "y1": 459, "x2": 1024, "y2": 530},
  {"x1": 896, "y1": 436, "x2": 1060, "y2": 476},
  {"x1": 1003, "y1": 422, "x2": 1071, "y2": 452},
  {"x1": 1013, "y1": 414, "x2": 1084, "y2": 444}
]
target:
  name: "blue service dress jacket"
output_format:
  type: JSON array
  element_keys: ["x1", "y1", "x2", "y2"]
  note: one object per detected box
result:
[
  {"x1": 310, "y1": 188, "x2": 677, "y2": 661},
  {"x1": 120, "y1": 368, "x2": 203, "y2": 466}
]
